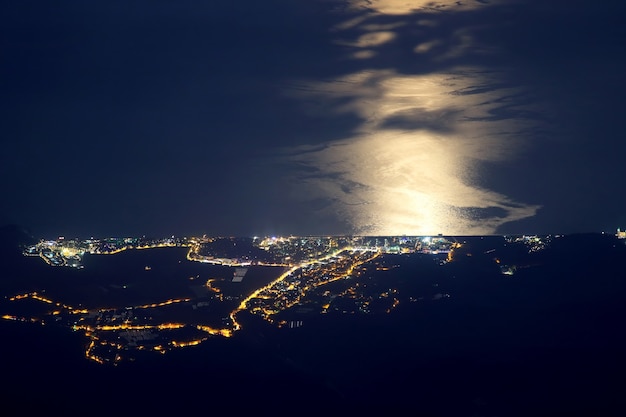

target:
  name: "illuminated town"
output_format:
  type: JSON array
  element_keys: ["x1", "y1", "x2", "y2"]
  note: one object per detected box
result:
[{"x1": 1, "y1": 233, "x2": 563, "y2": 364}]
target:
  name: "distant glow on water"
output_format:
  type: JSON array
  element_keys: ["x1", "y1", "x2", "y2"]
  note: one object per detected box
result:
[
  {"x1": 285, "y1": 68, "x2": 541, "y2": 235},
  {"x1": 341, "y1": 0, "x2": 514, "y2": 15}
]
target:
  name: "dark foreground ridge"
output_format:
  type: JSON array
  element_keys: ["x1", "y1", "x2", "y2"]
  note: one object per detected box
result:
[{"x1": 1, "y1": 226, "x2": 625, "y2": 416}]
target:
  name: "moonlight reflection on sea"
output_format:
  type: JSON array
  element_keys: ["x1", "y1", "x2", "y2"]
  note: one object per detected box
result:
[{"x1": 284, "y1": 69, "x2": 541, "y2": 235}]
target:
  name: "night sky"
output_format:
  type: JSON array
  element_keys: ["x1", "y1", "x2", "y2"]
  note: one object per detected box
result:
[{"x1": 2, "y1": 0, "x2": 625, "y2": 239}]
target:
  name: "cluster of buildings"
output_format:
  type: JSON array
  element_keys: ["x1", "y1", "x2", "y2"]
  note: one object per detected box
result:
[
  {"x1": 241, "y1": 248, "x2": 381, "y2": 322},
  {"x1": 22, "y1": 235, "x2": 193, "y2": 268},
  {"x1": 11, "y1": 233, "x2": 461, "y2": 364},
  {"x1": 504, "y1": 234, "x2": 553, "y2": 253}
]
